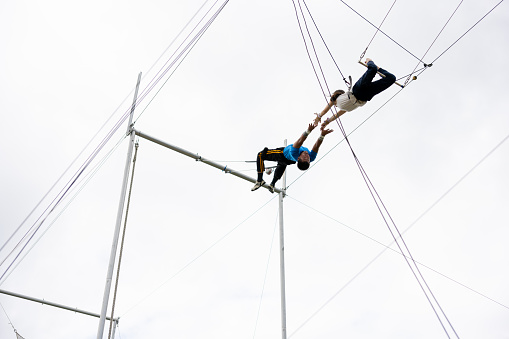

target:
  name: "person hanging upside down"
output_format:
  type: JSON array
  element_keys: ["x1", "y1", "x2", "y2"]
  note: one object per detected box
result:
[
  {"x1": 251, "y1": 122, "x2": 333, "y2": 193},
  {"x1": 314, "y1": 58, "x2": 396, "y2": 128}
]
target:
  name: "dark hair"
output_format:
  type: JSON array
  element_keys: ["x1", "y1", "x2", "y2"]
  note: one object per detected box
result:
[
  {"x1": 297, "y1": 160, "x2": 310, "y2": 171},
  {"x1": 331, "y1": 89, "x2": 345, "y2": 101}
]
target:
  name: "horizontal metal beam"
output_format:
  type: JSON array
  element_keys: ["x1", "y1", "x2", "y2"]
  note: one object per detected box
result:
[
  {"x1": 0, "y1": 288, "x2": 118, "y2": 321},
  {"x1": 134, "y1": 129, "x2": 282, "y2": 194}
]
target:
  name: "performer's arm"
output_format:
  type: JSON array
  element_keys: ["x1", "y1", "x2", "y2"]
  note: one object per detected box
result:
[
  {"x1": 293, "y1": 122, "x2": 317, "y2": 148},
  {"x1": 314, "y1": 90, "x2": 344, "y2": 124},
  {"x1": 314, "y1": 101, "x2": 335, "y2": 124},
  {"x1": 322, "y1": 109, "x2": 347, "y2": 127},
  {"x1": 312, "y1": 127, "x2": 333, "y2": 153}
]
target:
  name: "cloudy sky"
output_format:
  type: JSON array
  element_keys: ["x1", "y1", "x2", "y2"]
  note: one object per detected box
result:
[{"x1": 1, "y1": 0, "x2": 508, "y2": 338}]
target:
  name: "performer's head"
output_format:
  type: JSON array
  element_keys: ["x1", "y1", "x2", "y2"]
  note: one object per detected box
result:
[
  {"x1": 331, "y1": 89, "x2": 345, "y2": 102},
  {"x1": 297, "y1": 151, "x2": 310, "y2": 171}
]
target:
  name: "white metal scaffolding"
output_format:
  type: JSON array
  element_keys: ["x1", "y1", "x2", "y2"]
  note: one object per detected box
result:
[{"x1": 96, "y1": 82, "x2": 289, "y2": 339}]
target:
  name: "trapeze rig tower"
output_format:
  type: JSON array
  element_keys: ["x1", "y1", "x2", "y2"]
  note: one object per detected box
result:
[{"x1": 96, "y1": 74, "x2": 290, "y2": 339}]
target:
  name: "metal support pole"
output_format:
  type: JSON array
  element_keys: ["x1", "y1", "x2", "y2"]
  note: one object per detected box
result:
[
  {"x1": 279, "y1": 139, "x2": 287, "y2": 339},
  {"x1": 111, "y1": 319, "x2": 118, "y2": 339},
  {"x1": 0, "y1": 288, "x2": 118, "y2": 322},
  {"x1": 97, "y1": 72, "x2": 142, "y2": 339},
  {"x1": 134, "y1": 129, "x2": 283, "y2": 194}
]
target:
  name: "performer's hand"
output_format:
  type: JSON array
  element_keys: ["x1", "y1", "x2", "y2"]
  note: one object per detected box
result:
[
  {"x1": 313, "y1": 113, "x2": 321, "y2": 124},
  {"x1": 320, "y1": 127, "x2": 333, "y2": 136},
  {"x1": 308, "y1": 122, "x2": 317, "y2": 132}
]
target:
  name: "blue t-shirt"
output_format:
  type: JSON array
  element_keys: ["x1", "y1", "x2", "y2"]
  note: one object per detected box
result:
[{"x1": 283, "y1": 145, "x2": 317, "y2": 162}]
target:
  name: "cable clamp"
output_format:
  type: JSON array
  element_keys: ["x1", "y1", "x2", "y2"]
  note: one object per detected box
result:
[{"x1": 343, "y1": 75, "x2": 353, "y2": 90}]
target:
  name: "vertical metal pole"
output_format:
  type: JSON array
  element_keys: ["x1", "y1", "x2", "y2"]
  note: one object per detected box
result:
[
  {"x1": 279, "y1": 139, "x2": 288, "y2": 339},
  {"x1": 111, "y1": 319, "x2": 118, "y2": 339},
  {"x1": 97, "y1": 72, "x2": 142, "y2": 339}
]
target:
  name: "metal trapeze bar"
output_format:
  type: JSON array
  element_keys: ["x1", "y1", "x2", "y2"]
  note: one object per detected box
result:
[
  {"x1": 358, "y1": 61, "x2": 404, "y2": 88},
  {"x1": 134, "y1": 129, "x2": 283, "y2": 194}
]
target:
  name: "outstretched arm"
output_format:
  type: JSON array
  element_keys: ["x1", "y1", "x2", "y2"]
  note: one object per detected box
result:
[
  {"x1": 321, "y1": 109, "x2": 347, "y2": 128},
  {"x1": 314, "y1": 101, "x2": 335, "y2": 124},
  {"x1": 314, "y1": 90, "x2": 344, "y2": 124},
  {"x1": 293, "y1": 122, "x2": 317, "y2": 148},
  {"x1": 312, "y1": 127, "x2": 333, "y2": 153}
]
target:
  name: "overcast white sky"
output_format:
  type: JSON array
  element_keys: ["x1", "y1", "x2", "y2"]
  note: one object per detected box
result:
[{"x1": 1, "y1": 0, "x2": 508, "y2": 338}]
